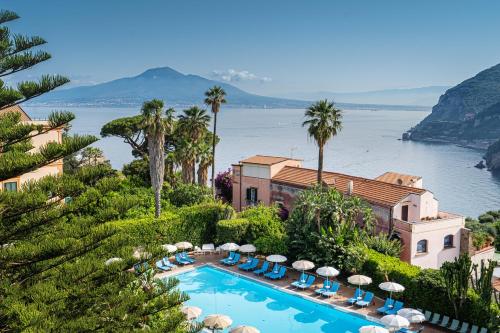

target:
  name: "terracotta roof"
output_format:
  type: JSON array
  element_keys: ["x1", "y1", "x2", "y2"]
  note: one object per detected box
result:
[
  {"x1": 272, "y1": 166, "x2": 427, "y2": 207},
  {"x1": 375, "y1": 172, "x2": 422, "y2": 187},
  {"x1": 0, "y1": 105, "x2": 32, "y2": 121},
  {"x1": 240, "y1": 155, "x2": 300, "y2": 166}
]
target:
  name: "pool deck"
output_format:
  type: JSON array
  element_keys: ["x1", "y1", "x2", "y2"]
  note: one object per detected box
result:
[{"x1": 157, "y1": 253, "x2": 447, "y2": 333}]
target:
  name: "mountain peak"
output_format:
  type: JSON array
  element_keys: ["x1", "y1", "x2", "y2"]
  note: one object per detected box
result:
[{"x1": 137, "y1": 67, "x2": 184, "y2": 78}]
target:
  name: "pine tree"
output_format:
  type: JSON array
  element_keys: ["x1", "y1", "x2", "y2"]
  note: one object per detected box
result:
[{"x1": 0, "y1": 10, "x2": 191, "y2": 332}]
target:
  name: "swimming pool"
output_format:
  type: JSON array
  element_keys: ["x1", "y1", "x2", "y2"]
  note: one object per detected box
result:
[{"x1": 173, "y1": 265, "x2": 380, "y2": 332}]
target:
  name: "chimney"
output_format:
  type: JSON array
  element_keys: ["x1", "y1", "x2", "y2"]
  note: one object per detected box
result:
[{"x1": 347, "y1": 180, "x2": 353, "y2": 195}]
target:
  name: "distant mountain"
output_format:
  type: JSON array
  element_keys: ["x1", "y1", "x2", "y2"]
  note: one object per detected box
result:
[
  {"x1": 33, "y1": 67, "x2": 308, "y2": 108},
  {"x1": 408, "y1": 63, "x2": 500, "y2": 147},
  {"x1": 280, "y1": 86, "x2": 449, "y2": 106}
]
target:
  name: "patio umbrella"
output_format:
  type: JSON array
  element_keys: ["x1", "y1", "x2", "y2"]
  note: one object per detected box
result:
[
  {"x1": 133, "y1": 246, "x2": 151, "y2": 260},
  {"x1": 175, "y1": 241, "x2": 193, "y2": 250},
  {"x1": 181, "y1": 306, "x2": 202, "y2": 320},
  {"x1": 348, "y1": 274, "x2": 372, "y2": 291},
  {"x1": 380, "y1": 315, "x2": 410, "y2": 331},
  {"x1": 230, "y1": 325, "x2": 260, "y2": 333},
  {"x1": 494, "y1": 267, "x2": 500, "y2": 278},
  {"x1": 316, "y1": 266, "x2": 340, "y2": 284},
  {"x1": 162, "y1": 244, "x2": 178, "y2": 253},
  {"x1": 359, "y1": 325, "x2": 389, "y2": 333},
  {"x1": 221, "y1": 243, "x2": 240, "y2": 251},
  {"x1": 104, "y1": 257, "x2": 122, "y2": 265},
  {"x1": 266, "y1": 254, "x2": 287, "y2": 263},
  {"x1": 379, "y1": 281, "x2": 405, "y2": 300},
  {"x1": 239, "y1": 244, "x2": 257, "y2": 253},
  {"x1": 397, "y1": 308, "x2": 425, "y2": 323},
  {"x1": 292, "y1": 260, "x2": 315, "y2": 281},
  {"x1": 203, "y1": 314, "x2": 233, "y2": 332}
]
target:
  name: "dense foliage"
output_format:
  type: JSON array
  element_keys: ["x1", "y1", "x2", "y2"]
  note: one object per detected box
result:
[
  {"x1": 214, "y1": 169, "x2": 232, "y2": 203},
  {"x1": 466, "y1": 210, "x2": 499, "y2": 250},
  {"x1": 164, "y1": 183, "x2": 212, "y2": 207},
  {"x1": 286, "y1": 186, "x2": 374, "y2": 272}
]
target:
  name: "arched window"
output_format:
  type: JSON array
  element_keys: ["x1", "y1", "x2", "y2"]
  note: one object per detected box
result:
[
  {"x1": 417, "y1": 239, "x2": 428, "y2": 253},
  {"x1": 444, "y1": 235, "x2": 454, "y2": 248}
]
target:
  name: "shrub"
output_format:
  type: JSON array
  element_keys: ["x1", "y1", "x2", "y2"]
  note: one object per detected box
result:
[
  {"x1": 165, "y1": 183, "x2": 212, "y2": 207},
  {"x1": 254, "y1": 235, "x2": 287, "y2": 255},
  {"x1": 364, "y1": 234, "x2": 402, "y2": 257},
  {"x1": 215, "y1": 169, "x2": 232, "y2": 203},
  {"x1": 239, "y1": 204, "x2": 285, "y2": 242},
  {"x1": 122, "y1": 158, "x2": 151, "y2": 186},
  {"x1": 216, "y1": 218, "x2": 250, "y2": 244}
]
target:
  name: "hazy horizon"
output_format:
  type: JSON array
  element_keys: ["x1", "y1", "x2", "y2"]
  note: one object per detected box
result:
[{"x1": 5, "y1": 0, "x2": 500, "y2": 98}]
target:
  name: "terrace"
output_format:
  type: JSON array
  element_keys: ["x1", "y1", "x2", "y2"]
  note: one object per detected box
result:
[{"x1": 157, "y1": 252, "x2": 449, "y2": 333}]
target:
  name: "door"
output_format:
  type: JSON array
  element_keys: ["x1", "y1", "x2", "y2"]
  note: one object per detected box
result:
[{"x1": 401, "y1": 205, "x2": 409, "y2": 222}]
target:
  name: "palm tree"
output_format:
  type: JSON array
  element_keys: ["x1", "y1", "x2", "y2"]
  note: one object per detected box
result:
[
  {"x1": 204, "y1": 86, "x2": 226, "y2": 196},
  {"x1": 197, "y1": 131, "x2": 219, "y2": 185},
  {"x1": 302, "y1": 99, "x2": 343, "y2": 184},
  {"x1": 177, "y1": 106, "x2": 211, "y2": 183},
  {"x1": 141, "y1": 99, "x2": 167, "y2": 217}
]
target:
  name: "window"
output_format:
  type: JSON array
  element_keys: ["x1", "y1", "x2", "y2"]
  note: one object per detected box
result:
[
  {"x1": 246, "y1": 187, "x2": 258, "y2": 205},
  {"x1": 444, "y1": 235, "x2": 454, "y2": 248},
  {"x1": 3, "y1": 181, "x2": 17, "y2": 192},
  {"x1": 401, "y1": 205, "x2": 409, "y2": 221},
  {"x1": 416, "y1": 239, "x2": 428, "y2": 253}
]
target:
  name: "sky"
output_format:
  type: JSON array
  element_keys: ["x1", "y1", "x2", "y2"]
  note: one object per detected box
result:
[{"x1": 4, "y1": 0, "x2": 500, "y2": 96}]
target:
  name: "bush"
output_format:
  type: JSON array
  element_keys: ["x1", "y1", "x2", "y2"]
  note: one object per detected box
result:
[
  {"x1": 239, "y1": 204, "x2": 285, "y2": 242},
  {"x1": 164, "y1": 183, "x2": 212, "y2": 207},
  {"x1": 122, "y1": 158, "x2": 151, "y2": 186},
  {"x1": 254, "y1": 235, "x2": 287, "y2": 255},
  {"x1": 215, "y1": 169, "x2": 232, "y2": 203},
  {"x1": 364, "y1": 234, "x2": 402, "y2": 257},
  {"x1": 216, "y1": 218, "x2": 250, "y2": 244}
]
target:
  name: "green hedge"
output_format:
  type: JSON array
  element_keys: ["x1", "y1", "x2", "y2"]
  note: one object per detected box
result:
[
  {"x1": 239, "y1": 204, "x2": 285, "y2": 241},
  {"x1": 216, "y1": 218, "x2": 250, "y2": 244},
  {"x1": 361, "y1": 249, "x2": 499, "y2": 328}
]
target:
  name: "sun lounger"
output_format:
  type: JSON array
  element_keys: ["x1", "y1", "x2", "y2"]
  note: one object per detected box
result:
[
  {"x1": 424, "y1": 310, "x2": 432, "y2": 321},
  {"x1": 384, "y1": 301, "x2": 404, "y2": 315},
  {"x1": 241, "y1": 259, "x2": 260, "y2": 271},
  {"x1": 175, "y1": 253, "x2": 191, "y2": 265},
  {"x1": 253, "y1": 261, "x2": 270, "y2": 275},
  {"x1": 134, "y1": 262, "x2": 150, "y2": 274},
  {"x1": 321, "y1": 281, "x2": 340, "y2": 298},
  {"x1": 162, "y1": 257, "x2": 176, "y2": 269},
  {"x1": 264, "y1": 264, "x2": 281, "y2": 278},
  {"x1": 296, "y1": 275, "x2": 316, "y2": 290},
  {"x1": 470, "y1": 325, "x2": 479, "y2": 333},
  {"x1": 181, "y1": 252, "x2": 195, "y2": 263},
  {"x1": 397, "y1": 328, "x2": 423, "y2": 333},
  {"x1": 291, "y1": 272, "x2": 309, "y2": 288},
  {"x1": 376, "y1": 298, "x2": 394, "y2": 314},
  {"x1": 155, "y1": 260, "x2": 171, "y2": 271},
  {"x1": 314, "y1": 279, "x2": 332, "y2": 295},
  {"x1": 457, "y1": 322, "x2": 469, "y2": 333},
  {"x1": 479, "y1": 327, "x2": 487, "y2": 333},
  {"x1": 356, "y1": 291, "x2": 374, "y2": 307},
  {"x1": 448, "y1": 319, "x2": 460, "y2": 331},
  {"x1": 346, "y1": 288, "x2": 364, "y2": 305},
  {"x1": 220, "y1": 251, "x2": 235, "y2": 264},
  {"x1": 224, "y1": 253, "x2": 241, "y2": 265},
  {"x1": 267, "y1": 266, "x2": 286, "y2": 280},
  {"x1": 237, "y1": 257, "x2": 255, "y2": 269},
  {"x1": 438, "y1": 315, "x2": 450, "y2": 327},
  {"x1": 430, "y1": 313, "x2": 440, "y2": 325}
]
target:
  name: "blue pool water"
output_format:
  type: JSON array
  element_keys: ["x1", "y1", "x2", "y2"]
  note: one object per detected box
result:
[{"x1": 173, "y1": 265, "x2": 380, "y2": 332}]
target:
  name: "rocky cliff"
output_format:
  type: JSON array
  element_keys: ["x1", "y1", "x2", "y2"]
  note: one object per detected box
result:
[
  {"x1": 485, "y1": 139, "x2": 500, "y2": 171},
  {"x1": 408, "y1": 63, "x2": 500, "y2": 147}
]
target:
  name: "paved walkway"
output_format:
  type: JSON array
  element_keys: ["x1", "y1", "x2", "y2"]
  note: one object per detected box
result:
[{"x1": 157, "y1": 252, "x2": 448, "y2": 333}]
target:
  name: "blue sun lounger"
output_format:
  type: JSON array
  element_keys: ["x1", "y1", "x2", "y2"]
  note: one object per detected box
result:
[
  {"x1": 291, "y1": 272, "x2": 309, "y2": 288},
  {"x1": 238, "y1": 257, "x2": 255, "y2": 270},
  {"x1": 220, "y1": 251, "x2": 235, "y2": 264},
  {"x1": 162, "y1": 257, "x2": 177, "y2": 268},
  {"x1": 175, "y1": 253, "x2": 191, "y2": 265},
  {"x1": 224, "y1": 252, "x2": 241, "y2": 265},
  {"x1": 253, "y1": 261, "x2": 270, "y2": 275},
  {"x1": 356, "y1": 291, "x2": 374, "y2": 307},
  {"x1": 264, "y1": 263, "x2": 281, "y2": 278},
  {"x1": 346, "y1": 288, "x2": 364, "y2": 305},
  {"x1": 315, "y1": 279, "x2": 332, "y2": 295},
  {"x1": 266, "y1": 266, "x2": 286, "y2": 280},
  {"x1": 180, "y1": 252, "x2": 195, "y2": 263},
  {"x1": 321, "y1": 281, "x2": 340, "y2": 298},
  {"x1": 296, "y1": 275, "x2": 315, "y2": 290},
  {"x1": 155, "y1": 260, "x2": 171, "y2": 271},
  {"x1": 376, "y1": 298, "x2": 394, "y2": 314},
  {"x1": 385, "y1": 301, "x2": 404, "y2": 315},
  {"x1": 241, "y1": 258, "x2": 260, "y2": 271}
]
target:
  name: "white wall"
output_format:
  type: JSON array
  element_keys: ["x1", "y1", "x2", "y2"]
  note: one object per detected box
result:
[{"x1": 242, "y1": 164, "x2": 270, "y2": 179}]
